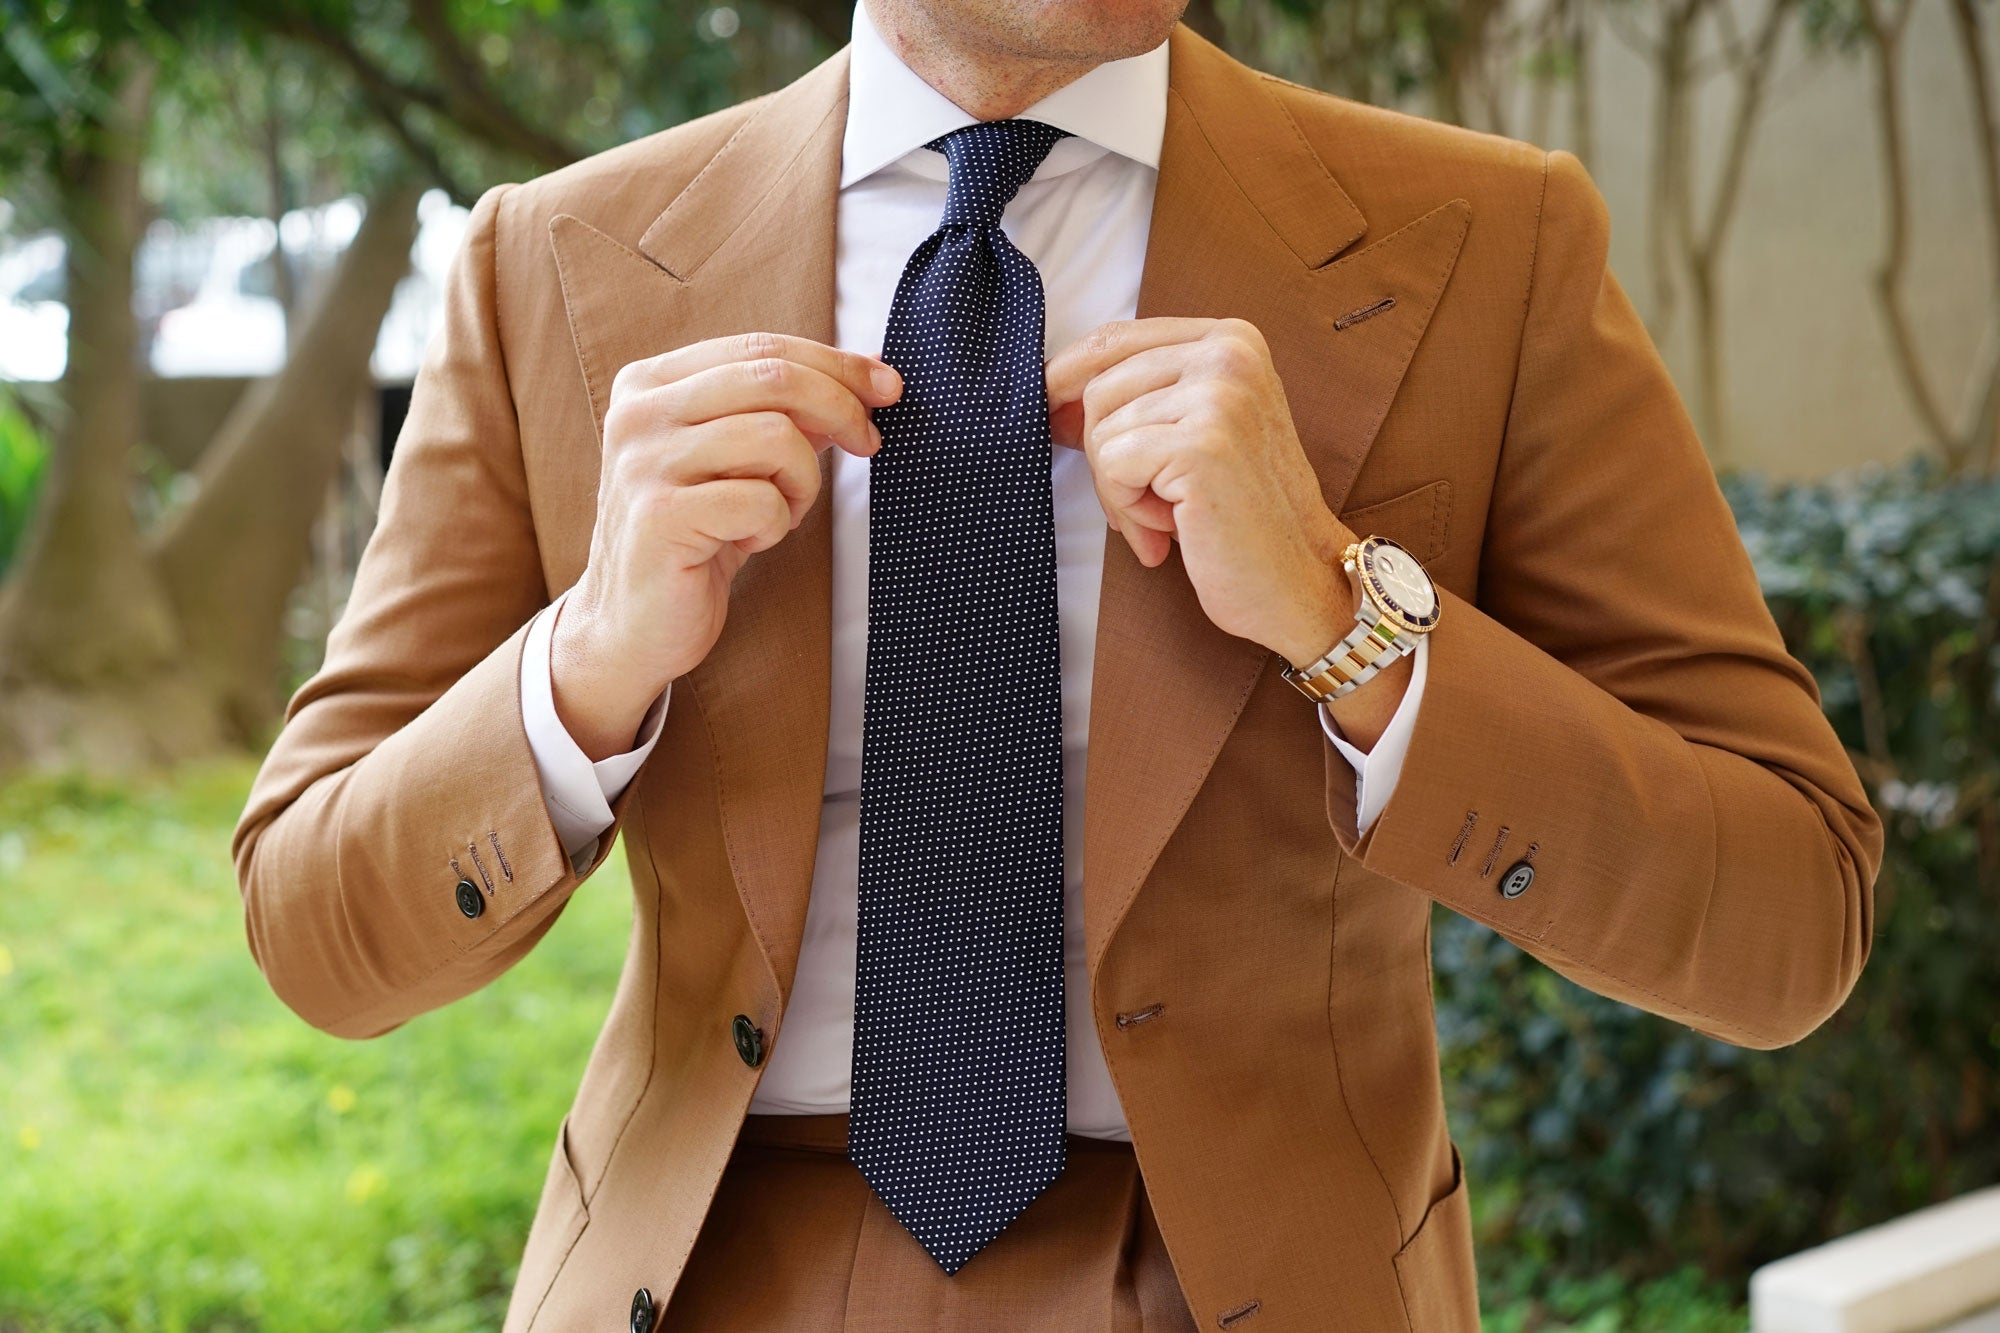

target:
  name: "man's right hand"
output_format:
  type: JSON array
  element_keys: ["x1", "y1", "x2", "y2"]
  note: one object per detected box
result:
[{"x1": 551, "y1": 332, "x2": 903, "y2": 761}]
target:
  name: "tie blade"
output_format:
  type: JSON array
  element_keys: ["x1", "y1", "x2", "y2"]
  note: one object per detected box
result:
[{"x1": 849, "y1": 1126, "x2": 1067, "y2": 1273}]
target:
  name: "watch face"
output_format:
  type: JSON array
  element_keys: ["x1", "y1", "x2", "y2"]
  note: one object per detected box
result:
[{"x1": 1360, "y1": 538, "x2": 1439, "y2": 630}]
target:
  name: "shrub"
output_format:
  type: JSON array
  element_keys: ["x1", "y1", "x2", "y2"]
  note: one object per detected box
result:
[{"x1": 0, "y1": 388, "x2": 47, "y2": 575}]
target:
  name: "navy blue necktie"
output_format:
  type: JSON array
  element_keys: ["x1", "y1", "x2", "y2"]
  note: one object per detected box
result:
[{"x1": 849, "y1": 118, "x2": 1072, "y2": 1274}]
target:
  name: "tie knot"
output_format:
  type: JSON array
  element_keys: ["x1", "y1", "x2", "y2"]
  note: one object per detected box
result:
[{"x1": 926, "y1": 119, "x2": 1071, "y2": 229}]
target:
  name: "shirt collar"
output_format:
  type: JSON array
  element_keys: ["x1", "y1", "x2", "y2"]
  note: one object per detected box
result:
[{"x1": 840, "y1": 0, "x2": 1169, "y2": 190}]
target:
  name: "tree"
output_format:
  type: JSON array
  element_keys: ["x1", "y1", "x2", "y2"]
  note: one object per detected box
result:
[
  {"x1": 1608, "y1": 0, "x2": 1796, "y2": 464},
  {"x1": 0, "y1": 0, "x2": 830, "y2": 774},
  {"x1": 1825, "y1": 0, "x2": 2000, "y2": 474},
  {"x1": 1209, "y1": 0, "x2": 1541, "y2": 132},
  {"x1": 0, "y1": 4, "x2": 422, "y2": 768}
]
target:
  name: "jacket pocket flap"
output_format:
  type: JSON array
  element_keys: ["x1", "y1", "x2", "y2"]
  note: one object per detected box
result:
[{"x1": 1339, "y1": 479, "x2": 1452, "y2": 566}]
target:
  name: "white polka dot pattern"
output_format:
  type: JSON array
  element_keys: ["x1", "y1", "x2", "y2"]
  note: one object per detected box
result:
[{"x1": 849, "y1": 118, "x2": 1073, "y2": 1276}]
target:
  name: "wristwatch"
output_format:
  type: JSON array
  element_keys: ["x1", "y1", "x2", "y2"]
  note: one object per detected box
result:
[{"x1": 1280, "y1": 535, "x2": 1440, "y2": 704}]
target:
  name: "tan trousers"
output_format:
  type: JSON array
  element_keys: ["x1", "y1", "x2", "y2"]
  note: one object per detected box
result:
[{"x1": 660, "y1": 1113, "x2": 1201, "y2": 1331}]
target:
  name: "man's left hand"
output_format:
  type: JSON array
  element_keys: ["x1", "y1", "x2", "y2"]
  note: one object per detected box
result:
[{"x1": 1044, "y1": 316, "x2": 1355, "y2": 668}]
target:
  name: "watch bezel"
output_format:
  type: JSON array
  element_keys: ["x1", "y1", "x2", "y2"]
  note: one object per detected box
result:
[{"x1": 1348, "y1": 536, "x2": 1440, "y2": 637}]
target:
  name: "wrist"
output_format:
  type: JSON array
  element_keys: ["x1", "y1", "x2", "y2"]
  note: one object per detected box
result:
[
  {"x1": 549, "y1": 591, "x2": 667, "y2": 762},
  {"x1": 1275, "y1": 557, "x2": 1360, "y2": 670}
]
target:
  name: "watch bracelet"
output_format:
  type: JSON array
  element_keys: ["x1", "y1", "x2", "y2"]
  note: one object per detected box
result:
[{"x1": 1282, "y1": 607, "x2": 1409, "y2": 703}]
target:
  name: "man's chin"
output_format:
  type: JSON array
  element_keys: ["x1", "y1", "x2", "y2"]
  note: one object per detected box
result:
[{"x1": 976, "y1": 0, "x2": 1188, "y2": 65}]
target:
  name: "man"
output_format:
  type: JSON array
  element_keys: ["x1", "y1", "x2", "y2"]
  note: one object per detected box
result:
[{"x1": 233, "y1": 0, "x2": 1883, "y2": 1327}]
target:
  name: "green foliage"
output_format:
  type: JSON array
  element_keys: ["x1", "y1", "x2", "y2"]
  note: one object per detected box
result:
[
  {"x1": 3, "y1": 1, "x2": 825, "y2": 225},
  {"x1": 0, "y1": 1, "x2": 221, "y2": 154},
  {"x1": 1482, "y1": 1265, "x2": 1746, "y2": 1333},
  {"x1": 144, "y1": 34, "x2": 404, "y2": 227},
  {"x1": 240, "y1": 0, "x2": 776, "y2": 200},
  {"x1": 1799, "y1": 0, "x2": 1871, "y2": 54},
  {"x1": 1439, "y1": 456, "x2": 2000, "y2": 1291},
  {"x1": 0, "y1": 389, "x2": 47, "y2": 574},
  {"x1": 0, "y1": 762, "x2": 629, "y2": 1329},
  {"x1": 1218, "y1": 0, "x2": 1529, "y2": 110}
]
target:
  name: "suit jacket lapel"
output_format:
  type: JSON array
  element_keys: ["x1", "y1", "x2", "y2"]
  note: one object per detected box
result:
[
  {"x1": 549, "y1": 48, "x2": 849, "y2": 1002},
  {"x1": 1082, "y1": 26, "x2": 1472, "y2": 972}
]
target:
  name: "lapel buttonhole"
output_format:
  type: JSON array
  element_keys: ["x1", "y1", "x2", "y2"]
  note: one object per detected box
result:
[{"x1": 1333, "y1": 296, "x2": 1397, "y2": 331}]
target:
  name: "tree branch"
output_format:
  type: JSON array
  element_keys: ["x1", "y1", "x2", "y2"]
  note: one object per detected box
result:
[
  {"x1": 404, "y1": 0, "x2": 585, "y2": 171},
  {"x1": 1859, "y1": 0, "x2": 1960, "y2": 460},
  {"x1": 356, "y1": 77, "x2": 480, "y2": 208},
  {"x1": 1949, "y1": 0, "x2": 2000, "y2": 474},
  {"x1": 274, "y1": 8, "x2": 577, "y2": 177},
  {"x1": 1697, "y1": 0, "x2": 1791, "y2": 263}
]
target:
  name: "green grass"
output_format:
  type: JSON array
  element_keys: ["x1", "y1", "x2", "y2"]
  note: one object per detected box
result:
[
  {"x1": 0, "y1": 762, "x2": 630, "y2": 1331},
  {"x1": 0, "y1": 764, "x2": 1748, "y2": 1331}
]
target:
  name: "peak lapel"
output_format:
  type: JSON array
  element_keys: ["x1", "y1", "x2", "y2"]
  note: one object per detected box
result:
[
  {"x1": 548, "y1": 48, "x2": 849, "y2": 1003},
  {"x1": 1083, "y1": 27, "x2": 1473, "y2": 973}
]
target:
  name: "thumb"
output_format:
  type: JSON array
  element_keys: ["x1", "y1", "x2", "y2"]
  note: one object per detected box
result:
[{"x1": 1049, "y1": 397, "x2": 1086, "y2": 451}]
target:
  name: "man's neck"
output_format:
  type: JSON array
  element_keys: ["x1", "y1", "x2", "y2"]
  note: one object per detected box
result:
[{"x1": 863, "y1": 0, "x2": 1101, "y2": 121}]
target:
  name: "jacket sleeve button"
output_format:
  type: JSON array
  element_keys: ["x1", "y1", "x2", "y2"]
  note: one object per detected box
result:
[
  {"x1": 453, "y1": 878, "x2": 485, "y2": 919},
  {"x1": 1498, "y1": 861, "x2": 1535, "y2": 899},
  {"x1": 630, "y1": 1286, "x2": 656, "y2": 1333},
  {"x1": 731, "y1": 1014, "x2": 765, "y2": 1067}
]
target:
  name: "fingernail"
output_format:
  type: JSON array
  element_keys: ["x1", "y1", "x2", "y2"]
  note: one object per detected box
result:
[
  {"x1": 869, "y1": 421, "x2": 883, "y2": 452},
  {"x1": 871, "y1": 365, "x2": 901, "y2": 397}
]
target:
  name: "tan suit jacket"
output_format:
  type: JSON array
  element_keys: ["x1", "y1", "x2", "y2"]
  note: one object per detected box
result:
[{"x1": 234, "y1": 25, "x2": 1882, "y2": 1331}]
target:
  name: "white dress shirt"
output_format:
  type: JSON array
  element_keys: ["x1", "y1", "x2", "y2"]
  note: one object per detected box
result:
[{"x1": 517, "y1": 0, "x2": 1428, "y2": 1141}]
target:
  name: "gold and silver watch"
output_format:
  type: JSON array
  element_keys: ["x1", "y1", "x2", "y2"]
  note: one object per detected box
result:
[{"x1": 1280, "y1": 536, "x2": 1440, "y2": 704}]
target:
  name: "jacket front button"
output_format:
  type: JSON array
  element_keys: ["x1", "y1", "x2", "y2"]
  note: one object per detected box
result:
[
  {"x1": 453, "y1": 878, "x2": 484, "y2": 919},
  {"x1": 1498, "y1": 861, "x2": 1535, "y2": 899},
  {"x1": 731, "y1": 1014, "x2": 764, "y2": 1067},
  {"x1": 629, "y1": 1287, "x2": 656, "y2": 1333}
]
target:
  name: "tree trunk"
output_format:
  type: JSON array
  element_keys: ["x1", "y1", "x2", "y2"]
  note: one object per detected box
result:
[
  {"x1": 0, "y1": 49, "x2": 228, "y2": 774},
  {"x1": 1644, "y1": 0, "x2": 1701, "y2": 344},
  {"x1": 1676, "y1": 0, "x2": 1794, "y2": 466},
  {"x1": 0, "y1": 85, "x2": 423, "y2": 774},
  {"x1": 1570, "y1": 0, "x2": 1597, "y2": 172},
  {"x1": 151, "y1": 179, "x2": 424, "y2": 743},
  {"x1": 1860, "y1": 0, "x2": 1961, "y2": 459}
]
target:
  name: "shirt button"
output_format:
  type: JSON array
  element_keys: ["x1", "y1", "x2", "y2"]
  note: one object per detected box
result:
[
  {"x1": 629, "y1": 1287, "x2": 656, "y2": 1333},
  {"x1": 453, "y1": 878, "x2": 484, "y2": 919},
  {"x1": 731, "y1": 1014, "x2": 765, "y2": 1067},
  {"x1": 1498, "y1": 861, "x2": 1535, "y2": 899}
]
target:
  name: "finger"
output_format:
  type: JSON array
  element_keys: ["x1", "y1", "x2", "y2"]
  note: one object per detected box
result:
[
  {"x1": 1050, "y1": 398, "x2": 1087, "y2": 451},
  {"x1": 662, "y1": 412, "x2": 822, "y2": 528},
  {"x1": 675, "y1": 477, "x2": 795, "y2": 559},
  {"x1": 1077, "y1": 341, "x2": 1191, "y2": 443},
  {"x1": 1044, "y1": 317, "x2": 1218, "y2": 412},
  {"x1": 658, "y1": 357, "x2": 881, "y2": 458},
  {"x1": 1093, "y1": 422, "x2": 1188, "y2": 526},
  {"x1": 1119, "y1": 513, "x2": 1173, "y2": 568},
  {"x1": 1091, "y1": 383, "x2": 1198, "y2": 457},
  {"x1": 1089, "y1": 421, "x2": 1187, "y2": 568},
  {"x1": 616, "y1": 331, "x2": 903, "y2": 410}
]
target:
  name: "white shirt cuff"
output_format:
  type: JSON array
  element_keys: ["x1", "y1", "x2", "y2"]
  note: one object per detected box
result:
[
  {"x1": 1318, "y1": 633, "x2": 1429, "y2": 835},
  {"x1": 520, "y1": 588, "x2": 669, "y2": 872}
]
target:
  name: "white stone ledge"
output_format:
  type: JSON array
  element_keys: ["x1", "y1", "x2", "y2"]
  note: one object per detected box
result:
[{"x1": 1750, "y1": 1186, "x2": 2000, "y2": 1333}]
